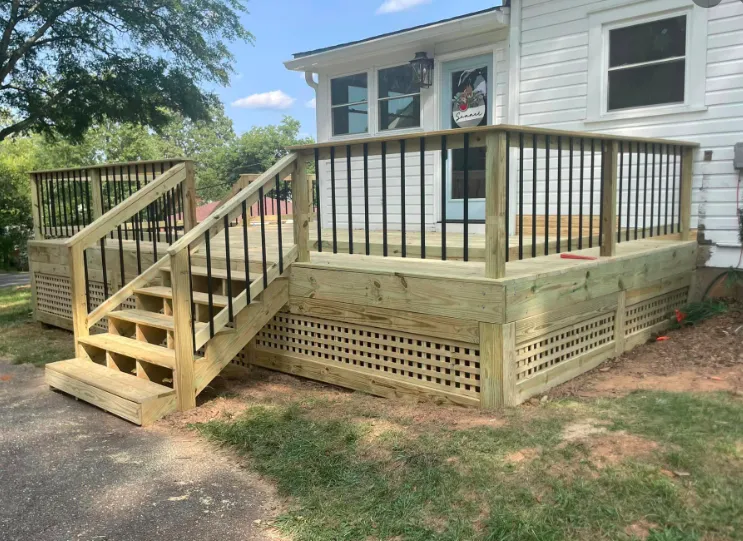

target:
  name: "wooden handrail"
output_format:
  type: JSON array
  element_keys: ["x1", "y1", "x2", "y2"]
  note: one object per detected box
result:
[
  {"x1": 66, "y1": 163, "x2": 187, "y2": 251},
  {"x1": 167, "y1": 152, "x2": 299, "y2": 256},
  {"x1": 288, "y1": 124, "x2": 699, "y2": 153},
  {"x1": 29, "y1": 158, "x2": 190, "y2": 175}
]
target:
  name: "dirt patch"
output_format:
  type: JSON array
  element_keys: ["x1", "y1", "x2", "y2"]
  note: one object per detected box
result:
[
  {"x1": 561, "y1": 419, "x2": 610, "y2": 442},
  {"x1": 587, "y1": 432, "x2": 659, "y2": 468},
  {"x1": 624, "y1": 520, "x2": 659, "y2": 540},
  {"x1": 552, "y1": 302, "x2": 743, "y2": 399},
  {"x1": 505, "y1": 447, "x2": 540, "y2": 465}
]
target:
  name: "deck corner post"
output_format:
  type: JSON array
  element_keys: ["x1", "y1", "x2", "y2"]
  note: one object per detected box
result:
[
  {"x1": 479, "y1": 322, "x2": 517, "y2": 409},
  {"x1": 29, "y1": 173, "x2": 43, "y2": 239},
  {"x1": 600, "y1": 140, "x2": 619, "y2": 257},
  {"x1": 292, "y1": 152, "x2": 311, "y2": 263},
  {"x1": 68, "y1": 243, "x2": 90, "y2": 357},
  {"x1": 614, "y1": 290, "x2": 626, "y2": 355},
  {"x1": 679, "y1": 146, "x2": 694, "y2": 241},
  {"x1": 90, "y1": 168, "x2": 104, "y2": 220},
  {"x1": 170, "y1": 248, "x2": 197, "y2": 411},
  {"x1": 183, "y1": 161, "x2": 198, "y2": 233},
  {"x1": 485, "y1": 131, "x2": 508, "y2": 279}
]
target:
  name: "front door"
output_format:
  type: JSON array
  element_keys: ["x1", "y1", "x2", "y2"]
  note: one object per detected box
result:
[{"x1": 441, "y1": 54, "x2": 493, "y2": 222}]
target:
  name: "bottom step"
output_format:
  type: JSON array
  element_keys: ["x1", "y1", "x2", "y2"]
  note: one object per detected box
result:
[{"x1": 46, "y1": 358, "x2": 177, "y2": 426}]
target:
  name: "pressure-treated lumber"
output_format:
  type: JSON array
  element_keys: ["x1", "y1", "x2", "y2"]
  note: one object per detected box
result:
[
  {"x1": 29, "y1": 174, "x2": 42, "y2": 239},
  {"x1": 600, "y1": 141, "x2": 618, "y2": 257},
  {"x1": 479, "y1": 322, "x2": 516, "y2": 408},
  {"x1": 68, "y1": 243, "x2": 89, "y2": 357},
  {"x1": 292, "y1": 155, "x2": 311, "y2": 262},
  {"x1": 109, "y1": 309, "x2": 207, "y2": 333},
  {"x1": 485, "y1": 132, "x2": 508, "y2": 279},
  {"x1": 170, "y1": 248, "x2": 197, "y2": 411},
  {"x1": 134, "y1": 286, "x2": 231, "y2": 308},
  {"x1": 680, "y1": 146, "x2": 694, "y2": 241},
  {"x1": 183, "y1": 161, "x2": 198, "y2": 233},
  {"x1": 77, "y1": 334, "x2": 178, "y2": 369}
]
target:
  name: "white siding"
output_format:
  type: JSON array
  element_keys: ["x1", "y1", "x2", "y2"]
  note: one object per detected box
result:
[{"x1": 517, "y1": 0, "x2": 743, "y2": 267}]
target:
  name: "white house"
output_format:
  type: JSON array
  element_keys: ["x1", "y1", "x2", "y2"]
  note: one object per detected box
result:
[{"x1": 285, "y1": 0, "x2": 743, "y2": 271}]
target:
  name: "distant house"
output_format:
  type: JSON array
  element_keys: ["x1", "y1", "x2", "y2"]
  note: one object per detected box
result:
[{"x1": 286, "y1": 0, "x2": 743, "y2": 270}]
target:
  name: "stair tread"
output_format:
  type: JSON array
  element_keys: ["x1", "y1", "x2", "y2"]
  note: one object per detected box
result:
[
  {"x1": 78, "y1": 334, "x2": 176, "y2": 369},
  {"x1": 134, "y1": 286, "x2": 231, "y2": 308},
  {"x1": 46, "y1": 358, "x2": 174, "y2": 403},
  {"x1": 163, "y1": 264, "x2": 276, "y2": 281},
  {"x1": 109, "y1": 309, "x2": 208, "y2": 332}
]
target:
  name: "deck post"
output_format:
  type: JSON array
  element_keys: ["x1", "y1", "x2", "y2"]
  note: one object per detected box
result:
[
  {"x1": 170, "y1": 248, "x2": 197, "y2": 411},
  {"x1": 600, "y1": 140, "x2": 619, "y2": 257},
  {"x1": 292, "y1": 152, "x2": 311, "y2": 263},
  {"x1": 679, "y1": 146, "x2": 694, "y2": 241},
  {"x1": 479, "y1": 322, "x2": 516, "y2": 409},
  {"x1": 182, "y1": 160, "x2": 198, "y2": 233},
  {"x1": 90, "y1": 168, "x2": 104, "y2": 220},
  {"x1": 614, "y1": 290, "x2": 626, "y2": 355},
  {"x1": 29, "y1": 173, "x2": 43, "y2": 239},
  {"x1": 485, "y1": 131, "x2": 508, "y2": 279},
  {"x1": 69, "y1": 244, "x2": 90, "y2": 357}
]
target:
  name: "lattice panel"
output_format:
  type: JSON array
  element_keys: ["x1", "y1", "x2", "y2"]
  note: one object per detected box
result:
[
  {"x1": 625, "y1": 288, "x2": 688, "y2": 337},
  {"x1": 35, "y1": 273, "x2": 72, "y2": 320},
  {"x1": 515, "y1": 312, "x2": 615, "y2": 381},
  {"x1": 251, "y1": 313, "x2": 481, "y2": 398}
]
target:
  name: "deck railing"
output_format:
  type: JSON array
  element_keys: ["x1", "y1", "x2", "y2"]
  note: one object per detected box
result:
[
  {"x1": 289, "y1": 125, "x2": 697, "y2": 277},
  {"x1": 29, "y1": 159, "x2": 191, "y2": 240}
]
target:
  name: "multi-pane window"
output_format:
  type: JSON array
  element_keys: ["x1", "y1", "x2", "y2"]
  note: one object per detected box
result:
[
  {"x1": 378, "y1": 65, "x2": 421, "y2": 131},
  {"x1": 331, "y1": 73, "x2": 368, "y2": 136},
  {"x1": 608, "y1": 15, "x2": 686, "y2": 111}
]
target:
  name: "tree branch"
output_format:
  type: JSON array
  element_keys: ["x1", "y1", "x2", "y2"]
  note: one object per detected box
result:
[{"x1": 0, "y1": 0, "x2": 21, "y2": 62}]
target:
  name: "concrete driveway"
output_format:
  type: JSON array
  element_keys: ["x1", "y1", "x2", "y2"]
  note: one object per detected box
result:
[{"x1": 0, "y1": 361, "x2": 275, "y2": 541}]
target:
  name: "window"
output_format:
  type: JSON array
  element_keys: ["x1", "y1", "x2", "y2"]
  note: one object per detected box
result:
[
  {"x1": 331, "y1": 73, "x2": 368, "y2": 136},
  {"x1": 378, "y1": 65, "x2": 421, "y2": 131},
  {"x1": 607, "y1": 15, "x2": 686, "y2": 111}
]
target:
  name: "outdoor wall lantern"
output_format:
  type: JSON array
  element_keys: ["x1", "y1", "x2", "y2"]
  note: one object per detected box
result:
[{"x1": 410, "y1": 52, "x2": 434, "y2": 88}]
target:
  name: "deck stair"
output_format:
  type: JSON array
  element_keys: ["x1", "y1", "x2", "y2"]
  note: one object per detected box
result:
[{"x1": 45, "y1": 153, "x2": 305, "y2": 425}]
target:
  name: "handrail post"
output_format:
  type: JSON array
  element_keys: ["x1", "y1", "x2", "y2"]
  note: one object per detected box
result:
[
  {"x1": 600, "y1": 141, "x2": 619, "y2": 257},
  {"x1": 680, "y1": 146, "x2": 694, "y2": 241},
  {"x1": 90, "y1": 168, "x2": 104, "y2": 220},
  {"x1": 292, "y1": 153, "x2": 311, "y2": 262},
  {"x1": 29, "y1": 173, "x2": 43, "y2": 239},
  {"x1": 170, "y1": 248, "x2": 196, "y2": 411},
  {"x1": 183, "y1": 161, "x2": 198, "y2": 233},
  {"x1": 69, "y1": 244, "x2": 90, "y2": 357},
  {"x1": 485, "y1": 131, "x2": 507, "y2": 279}
]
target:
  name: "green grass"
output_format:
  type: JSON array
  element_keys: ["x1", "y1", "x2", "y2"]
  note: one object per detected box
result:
[
  {"x1": 197, "y1": 392, "x2": 743, "y2": 541},
  {"x1": 0, "y1": 285, "x2": 74, "y2": 365}
]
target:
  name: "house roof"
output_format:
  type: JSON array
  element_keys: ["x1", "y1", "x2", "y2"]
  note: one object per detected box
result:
[{"x1": 284, "y1": 5, "x2": 509, "y2": 71}]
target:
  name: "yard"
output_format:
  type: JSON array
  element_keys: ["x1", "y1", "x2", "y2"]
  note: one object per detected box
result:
[{"x1": 1, "y1": 284, "x2": 742, "y2": 541}]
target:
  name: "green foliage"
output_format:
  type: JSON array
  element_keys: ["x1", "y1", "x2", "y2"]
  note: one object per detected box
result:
[
  {"x1": 0, "y1": 0, "x2": 252, "y2": 142},
  {"x1": 672, "y1": 300, "x2": 728, "y2": 328}
]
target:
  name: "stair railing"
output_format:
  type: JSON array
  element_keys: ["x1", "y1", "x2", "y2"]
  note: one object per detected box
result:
[
  {"x1": 165, "y1": 151, "x2": 309, "y2": 411},
  {"x1": 65, "y1": 161, "x2": 197, "y2": 354}
]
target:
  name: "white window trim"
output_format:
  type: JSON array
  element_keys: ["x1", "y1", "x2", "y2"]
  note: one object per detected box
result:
[
  {"x1": 585, "y1": 0, "x2": 708, "y2": 124},
  {"x1": 377, "y1": 65, "x2": 422, "y2": 133}
]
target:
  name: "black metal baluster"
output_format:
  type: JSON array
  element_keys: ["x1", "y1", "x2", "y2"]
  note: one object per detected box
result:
[
  {"x1": 223, "y1": 216, "x2": 234, "y2": 323},
  {"x1": 172, "y1": 188, "x2": 180, "y2": 241},
  {"x1": 205, "y1": 232, "x2": 214, "y2": 338},
  {"x1": 568, "y1": 138, "x2": 574, "y2": 252},
  {"x1": 420, "y1": 137, "x2": 426, "y2": 260},
  {"x1": 34, "y1": 174, "x2": 44, "y2": 236},
  {"x1": 626, "y1": 144, "x2": 632, "y2": 242},
  {"x1": 545, "y1": 135, "x2": 550, "y2": 255},
  {"x1": 589, "y1": 139, "x2": 595, "y2": 248},
  {"x1": 519, "y1": 133, "x2": 525, "y2": 259},
  {"x1": 556, "y1": 136, "x2": 562, "y2": 253},
  {"x1": 618, "y1": 141, "x2": 624, "y2": 244},
  {"x1": 599, "y1": 140, "x2": 605, "y2": 248},
  {"x1": 100, "y1": 237, "x2": 109, "y2": 299},
  {"x1": 531, "y1": 133, "x2": 537, "y2": 258},
  {"x1": 133, "y1": 173, "x2": 142, "y2": 274},
  {"x1": 382, "y1": 141, "x2": 388, "y2": 257},
  {"x1": 188, "y1": 251, "x2": 196, "y2": 354},
  {"x1": 506, "y1": 132, "x2": 511, "y2": 262},
  {"x1": 242, "y1": 200, "x2": 251, "y2": 304},
  {"x1": 665, "y1": 145, "x2": 670, "y2": 235},
  {"x1": 83, "y1": 248, "x2": 91, "y2": 313},
  {"x1": 400, "y1": 139, "x2": 406, "y2": 258},
  {"x1": 275, "y1": 175, "x2": 284, "y2": 273},
  {"x1": 48, "y1": 173, "x2": 57, "y2": 235},
  {"x1": 58, "y1": 172, "x2": 69, "y2": 237},
  {"x1": 346, "y1": 144, "x2": 353, "y2": 255},
  {"x1": 150, "y1": 199, "x2": 158, "y2": 260},
  {"x1": 363, "y1": 143, "x2": 370, "y2": 256},
  {"x1": 672, "y1": 146, "x2": 678, "y2": 233},
  {"x1": 441, "y1": 136, "x2": 447, "y2": 260},
  {"x1": 105, "y1": 168, "x2": 114, "y2": 239},
  {"x1": 578, "y1": 139, "x2": 585, "y2": 250},
  {"x1": 464, "y1": 133, "x2": 470, "y2": 262},
  {"x1": 330, "y1": 146, "x2": 338, "y2": 253},
  {"x1": 635, "y1": 143, "x2": 641, "y2": 240},
  {"x1": 314, "y1": 148, "x2": 322, "y2": 253},
  {"x1": 650, "y1": 144, "x2": 656, "y2": 238},
  {"x1": 71, "y1": 169, "x2": 81, "y2": 231},
  {"x1": 119, "y1": 166, "x2": 128, "y2": 240},
  {"x1": 259, "y1": 187, "x2": 268, "y2": 290}
]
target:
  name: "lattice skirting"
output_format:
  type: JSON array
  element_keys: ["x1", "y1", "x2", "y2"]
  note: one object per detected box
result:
[
  {"x1": 246, "y1": 312, "x2": 482, "y2": 400},
  {"x1": 625, "y1": 288, "x2": 689, "y2": 337}
]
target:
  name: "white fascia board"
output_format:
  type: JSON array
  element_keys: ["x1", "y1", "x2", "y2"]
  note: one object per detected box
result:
[{"x1": 284, "y1": 10, "x2": 509, "y2": 72}]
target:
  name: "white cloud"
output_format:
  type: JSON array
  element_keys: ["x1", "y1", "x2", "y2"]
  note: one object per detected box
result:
[
  {"x1": 376, "y1": 0, "x2": 431, "y2": 14},
  {"x1": 305, "y1": 98, "x2": 316, "y2": 109},
  {"x1": 231, "y1": 90, "x2": 295, "y2": 110}
]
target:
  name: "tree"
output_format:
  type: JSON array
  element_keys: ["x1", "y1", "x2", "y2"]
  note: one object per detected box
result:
[{"x1": 0, "y1": 0, "x2": 252, "y2": 142}]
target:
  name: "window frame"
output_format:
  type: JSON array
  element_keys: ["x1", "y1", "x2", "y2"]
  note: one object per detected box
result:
[
  {"x1": 586, "y1": 0, "x2": 707, "y2": 124},
  {"x1": 330, "y1": 72, "x2": 370, "y2": 137},
  {"x1": 377, "y1": 63, "x2": 422, "y2": 132}
]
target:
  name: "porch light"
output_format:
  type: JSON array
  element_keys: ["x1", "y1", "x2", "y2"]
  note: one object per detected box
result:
[{"x1": 409, "y1": 52, "x2": 434, "y2": 88}]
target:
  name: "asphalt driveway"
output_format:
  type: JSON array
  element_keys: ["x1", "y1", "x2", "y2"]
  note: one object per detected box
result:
[
  {"x1": 0, "y1": 273, "x2": 29, "y2": 288},
  {"x1": 0, "y1": 361, "x2": 275, "y2": 541}
]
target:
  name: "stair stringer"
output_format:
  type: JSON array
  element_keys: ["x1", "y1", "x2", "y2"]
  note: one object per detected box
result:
[{"x1": 193, "y1": 277, "x2": 289, "y2": 395}]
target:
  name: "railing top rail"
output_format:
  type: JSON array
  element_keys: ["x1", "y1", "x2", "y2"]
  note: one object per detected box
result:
[
  {"x1": 287, "y1": 124, "x2": 699, "y2": 152},
  {"x1": 167, "y1": 152, "x2": 299, "y2": 256},
  {"x1": 29, "y1": 157, "x2": 192, "y2": 175},
  {"x1": 65, "y1": 162, "x2": 187, "y2": 250}
]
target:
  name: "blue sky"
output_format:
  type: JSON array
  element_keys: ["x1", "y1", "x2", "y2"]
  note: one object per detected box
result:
[{"x1": 217, "y1": 0, "x2": 499, "y2": 138}]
